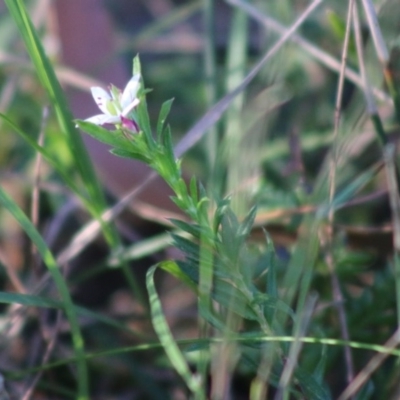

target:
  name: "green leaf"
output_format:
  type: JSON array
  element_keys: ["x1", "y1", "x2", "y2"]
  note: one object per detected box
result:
[
  {"x1": 189, "y1": 176, "x2": 198, "y2": 204},
  {"x1": 110, "y1": 148, "x2": 151, "y2": 163},
  {"x1": 76, "y1": 120, "x2": 128, "y2": 148},
  {"x1": 169, "y1": 219, "x2": 204, "y2": 239},
  {"x1": 313, "y1": 344, "x2": 327, "y2": 384},
  {"x1": 326, "y1": 9, "x2": 346, "y2": 40},
  {"x1": 334, "y1": 167, "x2": 376, "y2": 209},
  {"x1": 198, "y1": 182, "x2": 208, "y2": 203},
  {"x1": 157, "y1": 99, "x2": 174, "y2": 141},
  {"x1": 177, "y1": 178, "x2": 189, "y2": 198},
  {"x1": 161, "y1": 126, "x2": 177, "y2": 169},
  {"x1": 0, "y1": 292, "x2": 141, "y2": 337},
  {"x1": 262, "y1": 233, "x2": 278, "y2": 296},
  {"x1": 212, "y1": 197, "x2": 231, "y2": 233},
  {"x1": 212, "y1": 279, "x2": 258, "y2": 321},
  {"x1": 177, "y1": 260, "x2": 199, "y2": 283},
  {"x1": 238, "y1": 205, "x2": 257, "y2": 239},
  {"x1": 134, "y1": 62, "x2": 154, "y2": 150},
  {"x1": 158, "y1": 260, "x2": 198, "y2": 293},
  {"x1": 170, "y1": 196, "x2": 189, "y2": 212},
  {"x1": 0, "y1": 291, "x2": 60, "y2": 309},
  {"x1": 146, "y1": 264, "x2": 201, "y2": 395},
  {"x1": 77, "y1": 121, "x2": 153, "y2": 165},
  {"x1": 252, "y1": 293, "x2": 294, "y2": 320},
  {"x1": 219, "y1": 207, "x2": 241, "y2": 261},
  {"x1": 170, "y1": 233, "x2": 200, "y2": 263},
  {"x1": 132, "y1": 54, "x2": 142, "y2": 76},
  {"x1": 198, "y1": 302, "x2": 227, "y2": 331},
  {"x1": 294, "y1": 367, "x2": 332, "y2": 400},
  {"x1": 108, "y1": 232, "x2": 173, "y2": 265},
  {"x1": 317, "y1": 167, "x2": 376, "y2": 219}
]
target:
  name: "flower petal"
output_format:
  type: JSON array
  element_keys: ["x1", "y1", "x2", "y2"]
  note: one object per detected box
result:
[
  {"x1": 85, "y1": 114, "x2": 121, "y2": 125},
  {"x1": 91, "y1": 87, "x2": 112, "y2": 115},
  {"x1": 121, "y1": 98, "x2": 140, "y2": 117},
  {"x1": 121, "y1": 74, "x2": 140, "y2": 109}
]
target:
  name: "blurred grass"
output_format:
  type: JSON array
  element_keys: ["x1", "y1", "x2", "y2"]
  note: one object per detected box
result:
[
  {"x1": 3, "y1": 0, "x2": 106, "y2": 214},
  {"x1": 0, "y1": 184, "x2": 89, "y2": 398},
  {"x1": 1, "y1": 0, "x2": 400, "y2": 399}
]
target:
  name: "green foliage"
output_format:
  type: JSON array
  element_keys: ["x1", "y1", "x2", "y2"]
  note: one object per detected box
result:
[
  {"x1": 3, "y1": 0, "x2": 106, "y2": 216},
  {"x1": 2, "y1": 0, "x2": 400, "y2": 398},
  {"x1": 0, "y1": 185, "x2": 89, "y2": 398}
]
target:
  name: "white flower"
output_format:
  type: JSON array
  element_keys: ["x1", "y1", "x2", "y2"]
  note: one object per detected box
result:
[{"x1": 85, "y1": 74, "x2": 141, "y2": 129}]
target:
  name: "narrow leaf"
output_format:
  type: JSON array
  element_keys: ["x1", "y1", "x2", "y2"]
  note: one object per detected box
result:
[
  {"x1": 169, "y1": 219, "x2": 204, "y2": 239},
  {"x1": 4, "y1": 0, "x2": 106, "y2": 219},
  {"x1": 76, "y1": 120, "x2": 129, "y2": 148},
  {"x1": 146, "y1": 264, "x2": 200, "y2": 394},
  {"x1": 0, "y1": 184, "x2": 88, "y2": 398},
  {"x1": 159, "y1": 260, "x2": 198, "y2": 293},
  {"x1": 110, "y1": 148, "x2": 151, "y2": 163},
  {"x1": 238, "y1": 205, "x2": 257, "y2": 239},
  {"x1": 157, "y1": 99, "x2": 174, "y2": 141}
]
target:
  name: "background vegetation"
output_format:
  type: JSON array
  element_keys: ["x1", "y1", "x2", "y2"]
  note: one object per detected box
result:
[{"x1": 0, "y1": 0, "x2": 400, "y2": 399}]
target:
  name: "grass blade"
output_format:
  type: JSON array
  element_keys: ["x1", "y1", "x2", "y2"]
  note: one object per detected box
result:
[
  {"x1": 146, "y1": 264, "x2": 201, "y2": 396},
  {"x1": 3, "y1": 0, "x2": 110, "y2": 238},
  {"x1": 0, "y1": 185, "x2": 88, "y2": 399}
]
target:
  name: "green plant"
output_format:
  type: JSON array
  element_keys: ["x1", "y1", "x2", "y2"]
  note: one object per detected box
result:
[{"x1": 2, "y1": 0, "x2": 400, "y2": 399}]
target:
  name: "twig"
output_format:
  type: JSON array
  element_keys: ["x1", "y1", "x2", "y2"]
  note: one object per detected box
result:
[
  {"x1": 338, "y1": 327, "x2": 400, "y2": 400},
  {"x1": 326, "y1": 0, "x2": 356, "y2": 387},
  {"x1": 225, "y1": 0, "x2": 391, "y2": 104}
]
